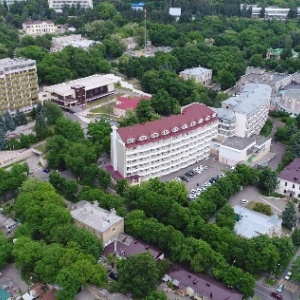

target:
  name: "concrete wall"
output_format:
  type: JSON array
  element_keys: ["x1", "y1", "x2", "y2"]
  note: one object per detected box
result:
[
  {"x1": 219, "y1": 146, "x2": 247, "y2": 166},
  {"x1": 234, "y1": 112, "x2": 247, "y2": 138},
  {"x1": 277, "y1": 179, "x2": 300, "y2": 199},
  {"x1": 0, "y1": 149, "x2": 36, "y2": 168}
]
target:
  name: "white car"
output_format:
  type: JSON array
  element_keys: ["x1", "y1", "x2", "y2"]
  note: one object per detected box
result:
[
  {"x1": 285, "y1": 271, "x2": 292, "y2": 280},
  {"x1": 240, "y1": 199, "x2": 249, "y2": 204}
]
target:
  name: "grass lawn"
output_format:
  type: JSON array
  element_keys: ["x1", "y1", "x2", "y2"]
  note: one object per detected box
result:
[
  {"x1": 34, "y1": 143, "x2": 46, "y2": 153},
  {"x1": 86, "y1": 93, "x2": 123, "y2": 109},
  {"x1": 264, "y1": 278, "x2": 276, "y2": 286}
]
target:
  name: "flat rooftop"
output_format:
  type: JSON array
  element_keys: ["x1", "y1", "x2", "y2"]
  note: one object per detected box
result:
[
  {"x1": 284, "y1": 89, "x2": 300, "y2": 100},
  {"x1": 70, "y1": 201, "x2": 123, "y2": 233},
  {"x1": 222, "y1": 83, "x2": 271, "y2": 114},
  {"x1": 0, "y1": 58, "x2": 36, "y2": 70},
  {"x1": 222, "y1": 136, "x2": 255, "y2": 150},
  {"x1": 211, "y1": 107, "x2": 235, "y2": 121},
  {"x1": 44, "y1": 74, "x2": 114, "y2": 95},
  {"x1": 180, "y1": 66, "x2": 211, "y2": 76}
]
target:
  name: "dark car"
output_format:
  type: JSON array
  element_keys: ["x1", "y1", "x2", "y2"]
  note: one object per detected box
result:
[
  {"x1": 57, "y1": 167, "x2": 66, "y2": 172},
  {"x1": 43, "y1": 169, "x2": 50, "y2": 173},
  {"x1": 185, "y1": 171, "x2": 194, "y2": 177},
  {"x1": 109, "y1": 272, "x2": 119, "y2": 281},
  {"x1": 271, "y1": 292, "x2": 282, "y2": 300},
  {"x1": 179, "y1": 176, "x2": 189, "y2": 182}
]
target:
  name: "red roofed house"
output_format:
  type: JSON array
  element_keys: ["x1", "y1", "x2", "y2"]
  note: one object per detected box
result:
[
  {"x1": 164, "y1": 264, "x2": 243, "y2": 300},
  {"x1": 113, "y1": 95, "x2": 151, "y2": 118},
  {"x1": 110, "y1": 103, "x2": 218, "y2": 181},
  {"x1": 277, "y1": 157, "x2": 300, "y2": 199}
]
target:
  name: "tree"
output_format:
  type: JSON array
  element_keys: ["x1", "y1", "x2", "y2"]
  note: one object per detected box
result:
[
  {"x1": 0, "y1": 232, "x2": 12, "y2": 269},
  {"x1": 117, "y1": 253, "x2": 159, "y2": 298},
  {"x1": 253, "y1": 203, "x2": 272, "y2": 216},
  {"x1": 119, "y1": 110, "x2": 139, "y2": 127},
  {"x1": 258, "y1": 168, "x2": 278, "y2": 195},
  {"x1": 282, "y1": 202, "x2": 297, "y2": 229},
  {"x1": 249, "y1": 54, "x2": 265, "y2": 68},
  {"x1": 216, "y1": 205, "x2": 236, "y2": 230},
  {"x1": 5, "y1": 111, "x2": 15, "y2": 131},
  {"x1": 0, "y1": 129, "x2": 6, "y2": 150},
  {"x1": 87, "y1": 119, "x2": 112, "y2": 144},
  {"x1": 136, "y1": 99, "x2": 155, "y2": 123},
  {"x1": 54, "y1": 118, "x2": 84, "y2": 142},
  {"x1": 289, "y1": 132, "x2": 300, "y2": 157},
  {"x1": 116, "y1": 179, "x2": 129, "y2": 196},
  {"x1": 35, "y1": 113, "x2": 49, "y2": 140},
  {"x1": 291, "y1": 256, "x2": 300, "y2": 282},
  {"x1": 13, "y1": 109, "x2": 22, "y2": 126},
  {"x1": 44, "y1": 102, "x2": 63, "y2": 125},
  {"x1": 144, "y1": 291, "x2": 167, "y2": 300},
  {"x1": 291, "y1": 228, "x2": 300, "y2": 246},
  {"x1": 218, "y1": 70, "x2": 236, "y2": 90},
  {"x1": 0, "y1": 115, "x2": 7, "y2": 133}
]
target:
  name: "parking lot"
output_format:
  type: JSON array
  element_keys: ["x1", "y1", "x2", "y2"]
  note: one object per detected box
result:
[{"x1": 161, "y1": 156, "x2": 231, "y2": 196}]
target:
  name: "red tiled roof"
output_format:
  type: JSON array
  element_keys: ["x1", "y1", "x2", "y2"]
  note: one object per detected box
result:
[
  {"x1": 167, "y1": 264, "x2": 243, "y2": 300},
  {"x1": 41, "y1": 288, "x2": 57, "y2": 300},
  {"x1": 117, "y1": 103, "x2": 217, "y2": 148},
  {"x1": 115, "y1": 96, "x2": 151, "y2": 110},
  {"x1": 278, "y1": 157, "x2": 300, "y2": 183}
]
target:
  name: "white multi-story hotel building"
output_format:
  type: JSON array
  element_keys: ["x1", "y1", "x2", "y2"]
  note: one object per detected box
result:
[
  {"x1": 22, "y1": 21, "x2": 55, "y2": 35},
  {"x1": 0, "y1": 58, "x2": 38, "y2": 115},
  {"x1": 111, "y1": 103, "x2": 218, "y2": 181},
  {"x1": 48, "y1": 0, "x2": 92, "y2": 12},
  {"x1": 179, "y1": 66, "x2": 212, "y2": 86},
  {"x1": 222, "y1": 84, "x2": 272, "y2": 138}
]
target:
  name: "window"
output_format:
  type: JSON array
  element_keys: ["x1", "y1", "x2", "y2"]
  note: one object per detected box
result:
[
  {"x1": 190, "y1": 121, "x2": 196, "y2": 127},
  {"x1": 205, "y1": 116, "x2": 211, "y2": 121},
  {"x1": 285, "y1": 182, "x2": 287, "y2": 186},
  {"x1": 127, "y1": 138, "x2": 135, "y2": 144},
  {"x1": 293, "y1": 184, "x2": 295, "y2": 188},
  {"x1": 151, "y1": 133, "x2": 159, "y2": 138},
  {"x1": 161, "y1": 130, "x2": 170, "y2": 136},
  {"x1": 181, "y1": 124, "x2": 188, "y2": 130},
  {"x1": 138, "y1": 135, "x2": 148, "y2": 141},
  {"x1": 284, "y1": 189, "x2": 286, "y2": 193},
  {"x1": 172, "y1": 127, "x2": 179, "y2": 133},
  {"x1": 198, "y1": 118, "x2": 203, "y2": 124},
  {"x1": 212, "y1": 113, "x2": 217, "y2": 118}
]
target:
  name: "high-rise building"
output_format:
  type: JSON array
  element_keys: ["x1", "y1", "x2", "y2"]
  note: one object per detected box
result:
[
  {"x1": 48, "y1": 0, "x2": 93, "y2": 12},
  {"x1": 0, "y1": 58, "x2": 39, "y2": 115}
]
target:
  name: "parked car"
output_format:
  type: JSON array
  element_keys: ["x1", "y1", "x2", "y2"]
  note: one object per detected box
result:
[
  {"x1": 271, "y1": 292, "x2": 282, "y2": 300},
  {"x1": 240, "y1": 199, "x2": 249, "y2": 204},
  {"x1": 185, "y1": 171, "x2": 194, "y2": 177},
  {"x1": 285, "y1": 271, "x2": 292, "y2": 280},
  {"x1": 109, "y1": 272, "x2": 119, "y2": 281},
  {"x1": 180, "y1": 176, "x2": 189, "y2": 182},
  {"x1": 43, "y1": 169, "x2": 50, "y2": 173},
  {"x1": 276, "y1": 284, "x2": 284, "y2": 293}
]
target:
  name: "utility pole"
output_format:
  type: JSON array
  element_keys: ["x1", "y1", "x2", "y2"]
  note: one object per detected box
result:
[{"x1": 144, "y1": 7, "x2": 147, "y2": 49}]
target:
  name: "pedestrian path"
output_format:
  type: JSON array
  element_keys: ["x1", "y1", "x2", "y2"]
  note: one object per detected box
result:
[{"x1": 278, "y1": 278, "x2": 300, "y2": 293}]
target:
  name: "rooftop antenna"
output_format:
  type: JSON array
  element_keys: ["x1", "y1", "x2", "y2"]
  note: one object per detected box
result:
[{"x1": 144, "y1": 7, "x2": 147, "y2": 50}]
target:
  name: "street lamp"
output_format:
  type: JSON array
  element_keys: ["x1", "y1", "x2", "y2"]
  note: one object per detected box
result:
[{"x1": 232, "y1": 260, "x2": 236, "y2": 266}]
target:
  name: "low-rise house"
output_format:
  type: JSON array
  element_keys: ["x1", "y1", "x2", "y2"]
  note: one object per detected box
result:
[
  {"x1": 164, "y1": 264, "x2": 243, "y2": 300},
  {"x1": 104, "y1": 233, "x2": 164, "y2": 261},
  {"x1": 22, "y1": 21, "x2": 55, "y2": 35},
  {"x1": 70, "y1": 201, "x2": 124, "y2": 245},
  {"x1": 277, "y1": 157, "x2": 300, "y2": 198},
  {"x1": 130, "y1": 2, "x2": 144, "y2": 10},
  {"x1": 169, "y1": 7, "x2": 181, "y2": 20},
  {"x1": 0, "y1": 214, "x2": 17, "y2": 234},
  {"x1": 50, "y1": 34, "x2": 100, "y2": 52},
  {"x1": 113, "y1": 95, "x2": 151, "y2": 118},
  {"x1": 266, "y1": 48, "x2": 299, "y2": 59},
  {"x1": 179, "y1": 66, "x2": 212, "y2": 86},
  {"x1": 233, "y1": 205, "x2": 282, "y2": 239},
  {"x1": 218, "y1": 135, "x2": 271, "y2": 166}
]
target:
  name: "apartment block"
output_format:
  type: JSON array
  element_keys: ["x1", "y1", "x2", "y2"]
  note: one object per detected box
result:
[
  {"x1": 22, "y1": 21, "x2": 55, "y2": 35},
  {"x1": 222, "y1": 84, "x2": 272, "y2": 138},
  {"x1": 111, "y1": 103, "x2": 218, "y2": 181},
  {"x1": 0, "y1": 58, "x2": 38, "y2": 115},
  {"x1": 48, "y1": 0, "x2": 92, "y2": 12},
  {"x1": 179, "y1": 66, "x2": 212, "y2": 86}
]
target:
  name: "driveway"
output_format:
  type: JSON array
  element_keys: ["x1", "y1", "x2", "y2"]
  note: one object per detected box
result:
[{"x1": 1, "y1": 264, "x2": 28, "y2": 293}]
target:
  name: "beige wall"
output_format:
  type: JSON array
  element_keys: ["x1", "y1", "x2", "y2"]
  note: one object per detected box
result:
[{"x1": 73, "y1": 218, "x2": 124, "y2": 244}]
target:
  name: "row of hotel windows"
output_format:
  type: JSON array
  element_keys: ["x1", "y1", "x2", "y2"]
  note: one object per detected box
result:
[{"x1": 126, "y1": 115, "x2": 216, "y2": 144}]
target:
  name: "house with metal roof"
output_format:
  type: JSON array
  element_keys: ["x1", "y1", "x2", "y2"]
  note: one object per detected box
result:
[
  {"x1": 179, "y1": 66, "x2": 212, "y2": 86},
  {"x1": 277, "y1": 157, "x2": 300, "y2": 199},
  {"x1": 233, "y1": 205, "x2": 282, "y2": 239},
  {"x1": 0, "y1": 288, "x2": 10, "y2": 300},
  {"x1": 70, "y1": 201, "x2": 124, "y2": 245}
]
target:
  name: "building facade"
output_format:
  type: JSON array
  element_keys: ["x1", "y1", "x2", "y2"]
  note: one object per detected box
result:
[
  {"x1": 70, "y1": 201, "x2": 124, "y2": 245},
  {"x1": 48, "y1": 0, "x2": 92, "y2": 12},
  {"x1": 277, "y1": 158, "x2": 300, "y2": 199},
  {"x1": 277, "y1": 89, "x2": 300, "y2": 117},
  {"x1": 219, "y1": 135, "x2": 271, "y2": 166},
  {"x1": 222, "y1": 84, "x2": 272, "y2": 138},
  {"x1": 179, "y1": 66, "x2": 212, "y2": 86},
  {"x1": 111, "y1": 103, "x2": 218, "y2": 181},
  {"x1": 22, "y1": 21, "x2": 55, "y2": 35},
  {"x1": 0, "y1": 58, "x2": 38, "y2": 115},
  {"x1": 42, "y1": 75, "x2": 115, "y2": 108},
  {"x1": 211, "y1": 107, "x2": 236, "y2": 138}
]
